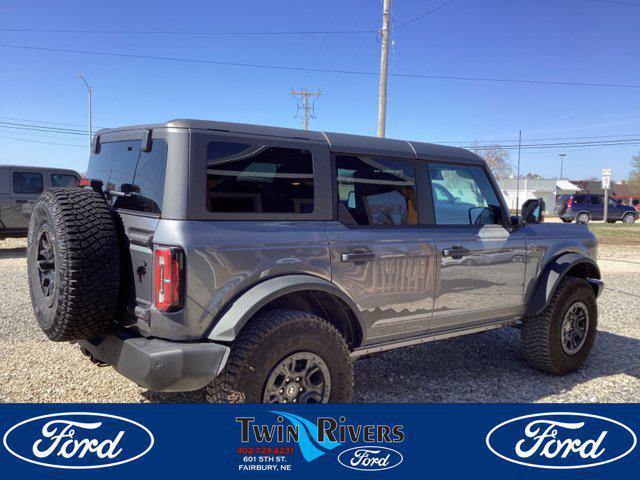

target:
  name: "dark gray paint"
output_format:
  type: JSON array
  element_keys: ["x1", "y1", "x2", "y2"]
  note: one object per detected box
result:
[{"x1": 87, "y1": 119, "x2": 601, "y2": 384}]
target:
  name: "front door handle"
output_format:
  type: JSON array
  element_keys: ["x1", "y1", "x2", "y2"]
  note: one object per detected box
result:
[
  {"x1": 15, "y1": 199, "x2": 28, "y2": 204},
  {"x1": 442, "y1": 245, "x2": 470, "y2": 259},
  {"x1": 341, "y1": 249, "x2": 376, "y2": 263}
]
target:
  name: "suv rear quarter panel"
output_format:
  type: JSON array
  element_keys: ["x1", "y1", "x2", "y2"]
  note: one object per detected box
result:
[{"x1": 151, "y1": 219, "x2": 332, "y2": 340}]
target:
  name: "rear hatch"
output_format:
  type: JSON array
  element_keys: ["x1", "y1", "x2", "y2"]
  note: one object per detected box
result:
[{"x1": 85, "y1": 135, "x2": 168, "y2": 330}]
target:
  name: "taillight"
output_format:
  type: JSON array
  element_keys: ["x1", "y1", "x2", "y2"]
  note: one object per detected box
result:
[
  {"x1": 154, "y1": 246, "x2": 184, "y2": 311},
  {"x1": 567, "y1": 196, "x2": 573, "y2": 208},
  {"x1": 79, "y1": 178, "x2": 91, "y2": 187}
]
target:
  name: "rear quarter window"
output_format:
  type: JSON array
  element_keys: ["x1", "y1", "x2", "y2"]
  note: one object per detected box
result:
[
  {"x1": 51, "y1": 173, "x2": 79, "y2": 187},
  {"x1": 86, "y1": 139, "x2": 168, "y2": 214},
  {"x1": 206, "y1": 142, "x2": 314, "y2": 214}
]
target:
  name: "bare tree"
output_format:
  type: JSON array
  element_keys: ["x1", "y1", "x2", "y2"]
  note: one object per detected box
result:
[
  {"x1": 629, "y1": 152, "x2": 640, "y2": 190},
  {"x1": 469, "y1": 143, "x2": 513, "y2": 180}
]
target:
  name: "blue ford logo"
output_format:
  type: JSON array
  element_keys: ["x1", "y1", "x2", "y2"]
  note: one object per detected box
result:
[
  {"x1": 337, "y1": 446, "x2": 403, "y2": 471},
  {"x1": 486, "y1": 412, "x2": 637, "y2": 469},
  {"x1": 3, "y1": 412, "x2": 154, "y2": 469}
]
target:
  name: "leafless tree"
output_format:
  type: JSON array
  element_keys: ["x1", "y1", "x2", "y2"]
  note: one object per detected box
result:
[
  {"x1": 469, "y1": 143, "x2": 513, "y2": 180},
  {"x1": 629, "y1": 152, "x2": 640, "y2": 190}
]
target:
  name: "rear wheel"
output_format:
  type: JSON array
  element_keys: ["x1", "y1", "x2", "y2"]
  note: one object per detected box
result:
[
  {"x1": 521, "y1": 276, "x2": 597, "y2": 375},
  {"x1": 576, "y1": 212, "x2": 590, "y2": 224},
  {"x1": 623, "y1": 213, "x2": 636, "y2": 224},
  {"x1": 206, "y1": 309, "x2": 354, "y2": 403}
]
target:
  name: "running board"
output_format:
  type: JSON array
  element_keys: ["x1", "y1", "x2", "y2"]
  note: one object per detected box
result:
[{"x1": 350, "y1": 320, "x2": 516, "y2": 358}]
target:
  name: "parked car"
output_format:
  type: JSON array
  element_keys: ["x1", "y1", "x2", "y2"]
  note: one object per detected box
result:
[
  {"x1": 0, "y1": 165, "x2": 80, "y2": 238},
  {"x1": 26, "y1": 119, "x2": 602, "y2": 403},
  {"x1": 555, "y1": 193, "x2": 637, "y2": 224}
]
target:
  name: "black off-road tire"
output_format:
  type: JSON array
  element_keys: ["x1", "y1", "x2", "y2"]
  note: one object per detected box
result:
[
  {"x1": 27, "y1": 188, "x2": 120, "y2": 341},
  {"x1": 206, "y1": 309, "x2": 354, "y2": 403},
  {"x1": 521, "y1": 276, "x2": 597, "y2": 375}
]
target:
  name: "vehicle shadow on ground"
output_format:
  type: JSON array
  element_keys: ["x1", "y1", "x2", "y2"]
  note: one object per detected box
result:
[
  {"x1": 353, "y1": 328, "x2": 639, "y2": 403},
  {"x1": 0, "y1": 247, "x2": 27, "y2": 259},
  {"x1": 139, "y1": 328, "x2": 639, "y2": 403}
]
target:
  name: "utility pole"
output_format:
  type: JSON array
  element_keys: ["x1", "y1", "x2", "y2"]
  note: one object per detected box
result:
[
  {"x1": 515, "y1": 130, "x2": 522, "y2": 215},
  {"x1": 77, "y1": 74, "x2": 92, "y2": 148},
  {"x1": 559, "y1": 153, "x2": 566, "y2": 179},
  {"x1": 290, "y1": 89, "x2": 320, "y2": 130},
  {"x1": 377, "y1": 0, "x2": 391, "y2": 138}
]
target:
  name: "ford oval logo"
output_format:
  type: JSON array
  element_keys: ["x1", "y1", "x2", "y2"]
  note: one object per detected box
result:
[
  {"x1": 486, "y1": 412, "x2": 637, "y2": 469},
  {"x1": 3, "y1": 412, "x2": 154, "y2": 469},
  {"x1": 337, "y1": 446, "x2": 403, "y2": 471}
]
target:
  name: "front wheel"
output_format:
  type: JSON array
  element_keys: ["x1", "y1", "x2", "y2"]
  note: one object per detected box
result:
[
  {"x1": 623, "y1": 213, "x2": 636, "y2": 224},
  {"x1": 206, "y1": 309, "x2": 354, "y2": 403},
  {"x1": 521, "y1": 276, "x2": 597, "y2": 375}
]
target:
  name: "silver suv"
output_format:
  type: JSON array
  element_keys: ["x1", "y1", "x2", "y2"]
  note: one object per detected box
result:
[{"x1": 26, "y1": 120, "x2": 603, "y2": 403}]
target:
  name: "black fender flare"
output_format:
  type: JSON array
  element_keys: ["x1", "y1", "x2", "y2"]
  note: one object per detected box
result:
[
  {"x1": 525, "y1": 252, "x2": 602, "y2": 317},
  {"x1": 206, "y1": 274, "x2": 363, "y2": 343}
]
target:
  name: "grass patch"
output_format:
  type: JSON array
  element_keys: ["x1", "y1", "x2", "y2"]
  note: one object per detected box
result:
[{"x1": 588, "y1": 222, "x2": 640, "y2": 245}]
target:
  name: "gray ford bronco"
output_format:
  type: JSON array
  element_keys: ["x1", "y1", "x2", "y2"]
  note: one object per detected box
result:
[{"x1": 27, "y1": 119, "x2": 603, "y2": 403}]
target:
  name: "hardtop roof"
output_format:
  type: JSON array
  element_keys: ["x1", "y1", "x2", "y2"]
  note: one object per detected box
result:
[
  {"x1": 95, "y1": 118, "x2": 485, "y2": 165},
  {"x1": 0, "y1": 165, "x2": 80, "y2": 174}
]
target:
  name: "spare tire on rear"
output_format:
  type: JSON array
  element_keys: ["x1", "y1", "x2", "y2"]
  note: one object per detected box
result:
[{"x1": 27, "y1": 187, "x2": 120, "y2": 341}]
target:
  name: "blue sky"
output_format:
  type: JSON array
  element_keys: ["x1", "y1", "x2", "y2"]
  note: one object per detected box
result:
[{"x1": 0, "y1": 0, "x2": 638, "y2": 179}]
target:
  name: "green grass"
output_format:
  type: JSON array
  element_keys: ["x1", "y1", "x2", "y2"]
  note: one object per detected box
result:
[{"x1": 587, "y1": 222, "x2": 640, "y2": 245}]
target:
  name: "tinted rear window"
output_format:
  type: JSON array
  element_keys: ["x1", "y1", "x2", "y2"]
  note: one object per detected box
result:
[
  {"x1": 13, "y1": 171, "x2": 43, "y2": 194},
  {"x1": 51, "y1": 173, "x2": 79, "y2": 187},
  {"x1": 206, "y1": 142, "x2": 314, "y2": 214},
  {"x1": 573, "y1": 195, "x2": 587, "y2": 204},
  {"x1": 86, "y1": 139, "x2": 168, "y2": 214}
]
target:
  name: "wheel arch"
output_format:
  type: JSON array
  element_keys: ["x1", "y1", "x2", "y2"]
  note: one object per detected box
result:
[
  {"x1": 525, "y1": 252, "x2": 602, "y2": 317},
  {"x1": 206, "y1": 274, "x2": 364, "y2": 349}
]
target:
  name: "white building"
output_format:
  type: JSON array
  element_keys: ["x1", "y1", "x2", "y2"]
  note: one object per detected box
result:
[{"x1": 498, "y1": 178, "x2": 581, "y2": 213}]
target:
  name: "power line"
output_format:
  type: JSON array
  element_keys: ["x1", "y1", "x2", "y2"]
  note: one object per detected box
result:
[
  {"x1": 438, "y1": 132, "x2": 640, "y2": 144},
  {"x1": 1, "y1": 43, "x2": 637, "y2": 89},
  {"x1": 0, "y1": 0, "x2": 456, "y2": 37},
  {"x1": 3, "y1": 117, "x2": 640, "y2": 149},
  {"x1": 0, "y1": 116, "x2": 93, "y2": 128},
  {"x1": 0, "y1": 27, "x2": 378, "y2": 36},
  {"x1": 0, "y1": 135, "x2": 85, "y2": 147},
  {"x1": 392, "y1": 0, "x2": 456, "y2": 29},
  {"x1": 0, "y1": 121, "x2": 87, "y2": 135}
]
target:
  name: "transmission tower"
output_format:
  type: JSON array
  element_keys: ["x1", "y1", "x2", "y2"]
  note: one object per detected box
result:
[{"x1": 290, "y1": 89, "x2": 321, "y2": 130}]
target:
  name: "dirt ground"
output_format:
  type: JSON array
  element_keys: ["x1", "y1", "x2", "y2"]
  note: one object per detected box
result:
[{"x1": 1, "y1": 236, "x2": 638, "y2": 403}]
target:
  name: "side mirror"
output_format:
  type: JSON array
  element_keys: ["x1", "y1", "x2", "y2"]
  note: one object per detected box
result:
[{"x1": 522, "y1": 198, "x2": 545, "y2": 224}]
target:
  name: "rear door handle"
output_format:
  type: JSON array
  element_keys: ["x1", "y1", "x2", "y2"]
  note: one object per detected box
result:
[
  {"x1": 442, "y1": 245, "x2": 470, "y2": 258},
  {"x1": 341, "y1": 249, "x2": 376, "y2": 262},
  {"x1": 15, "y1": 199, "x2": 28, "y2": 204}
]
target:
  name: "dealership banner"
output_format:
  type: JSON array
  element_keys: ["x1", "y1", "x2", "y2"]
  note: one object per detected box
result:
[{"x1": 0, "y1": 404, "x2": 637, "y2": 478}]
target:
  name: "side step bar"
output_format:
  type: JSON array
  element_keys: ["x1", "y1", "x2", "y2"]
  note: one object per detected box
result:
[{"x1": 350, "y1": 320, "x2": 516, "y2": 358}]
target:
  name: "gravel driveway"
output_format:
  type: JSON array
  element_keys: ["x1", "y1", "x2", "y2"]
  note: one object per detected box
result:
[{"x1": 1, "y1": 237, "x2": 638, "y2": 403}]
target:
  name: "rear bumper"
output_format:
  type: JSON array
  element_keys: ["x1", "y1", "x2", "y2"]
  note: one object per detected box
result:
[{"x1": 78, "y1": 332, "x2": 229, "y2": 392}]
